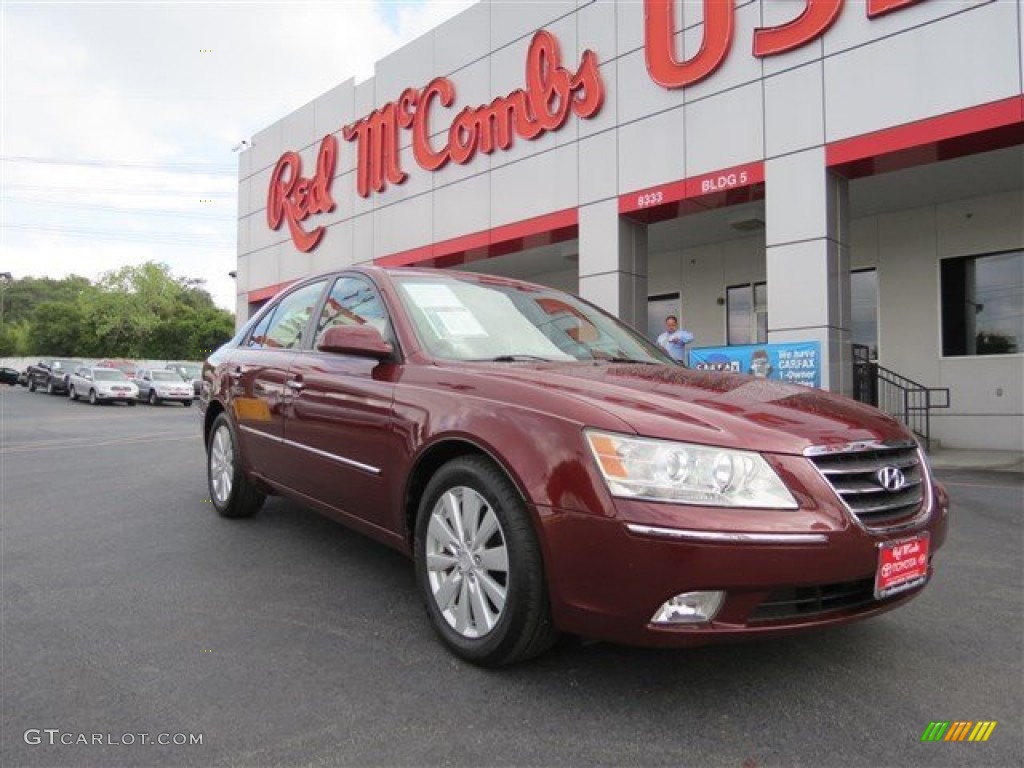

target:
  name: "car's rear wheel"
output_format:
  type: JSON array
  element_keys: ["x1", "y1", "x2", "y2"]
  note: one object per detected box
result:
[
  {"x1": 183, "y1": 399, "x2": 192, "y2": 408},
  {"x1": 414, "y1": 456, "x2": 557, "y2": 667},
  {"x1": 28, "y1": 380, "x2": 36, "y2": 392},
  {"x1": 207, "y1": 413, "x2": 265, "y2": 519},
  {"x1": 88, "y1": 389, "x2": 97, "y2": 405},
  {"x1": 148, "y1": 390, "x2": 159, "y2": 406}
]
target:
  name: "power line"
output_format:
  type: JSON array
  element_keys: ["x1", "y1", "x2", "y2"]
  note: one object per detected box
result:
[
  {"x1": 2, "y1": 223, "x2": 233, "y2": 249},
  {"x1": 1, "y1": 155, "x2": 235, "y2": 175}
]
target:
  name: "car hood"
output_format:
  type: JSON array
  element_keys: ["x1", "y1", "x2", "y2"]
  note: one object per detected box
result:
[{"x1": 449, "y1": 362, "x2": 909, "y2": 455}]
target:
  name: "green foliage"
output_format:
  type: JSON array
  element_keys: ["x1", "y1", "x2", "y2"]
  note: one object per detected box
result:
[{"x1": 2, "y1": 262, "x2": 235, "y2": 359}]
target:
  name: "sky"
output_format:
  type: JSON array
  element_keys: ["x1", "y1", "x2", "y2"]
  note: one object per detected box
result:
[{"x1": 1, "y1": 0, "x2": 475, "y2": 312}]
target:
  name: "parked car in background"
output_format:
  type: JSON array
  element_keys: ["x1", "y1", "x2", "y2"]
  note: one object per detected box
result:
[
  {"x1": 68, "y1": 366, "x2": 138, "y2": 405},
  {"x1": 199, "y1": 267, "x2": 949, "y2": 666},
  {"x1": 27, "y1": 358, "x2": 84, "y2": 394},
  {"x1": 97, "y1": 359, "x2": 137, "y2": 377},
  {"x1": 165, "y1": 361, "x2": 203, "y2": 397},
  {"x1": 17, "y1": 369, "x2": 29, "y2": 386},
  {"x1": 0, "y1": 367, "x2": 19, "y2": 386},
  {"x1": 134, "y1": 368, "x2": 194, "y2": 406}
]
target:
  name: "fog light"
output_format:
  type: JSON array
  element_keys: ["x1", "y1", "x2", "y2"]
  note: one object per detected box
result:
[{"x1": 651, "y1": 591, "x2": 725, "y2": 624}]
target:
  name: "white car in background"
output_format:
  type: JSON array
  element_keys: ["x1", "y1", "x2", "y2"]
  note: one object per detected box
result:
[
  {"x1": 67, "y1": 366, "x2": 139, "y2": 406},
  {"x1": 133, "y1": 368, "x2": 194, "y2": 406}
]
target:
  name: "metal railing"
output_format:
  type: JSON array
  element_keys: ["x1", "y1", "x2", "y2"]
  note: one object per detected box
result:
[{"x1": 852, "y1": 344, "x2": 950, "y2": 451}]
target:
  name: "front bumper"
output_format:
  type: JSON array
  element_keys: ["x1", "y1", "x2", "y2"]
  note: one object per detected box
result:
[{"x1": 536, "y1": 471, "x2": 950, "y2": 648}]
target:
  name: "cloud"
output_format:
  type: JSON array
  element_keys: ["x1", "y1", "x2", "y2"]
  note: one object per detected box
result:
[{"x1": 1, "y1": 0, "x2": 475, "y2": 311}]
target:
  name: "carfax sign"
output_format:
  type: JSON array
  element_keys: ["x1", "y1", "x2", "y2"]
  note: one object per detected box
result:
[{"x1": 689, "y1": 341, "x2": 822, "y2": 388}]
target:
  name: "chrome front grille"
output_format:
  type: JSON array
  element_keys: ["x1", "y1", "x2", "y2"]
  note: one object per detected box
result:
[{"x1": 807, "y1": 441, "x2": 926, "y2": 530}]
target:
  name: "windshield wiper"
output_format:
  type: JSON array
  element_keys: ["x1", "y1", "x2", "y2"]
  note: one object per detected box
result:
[
  {"x1": 484, "y1": 354, "x2": 557, "y2": 362},
  {"x1": 596, "y1": 356, "x2": 659, "y2": 365}
]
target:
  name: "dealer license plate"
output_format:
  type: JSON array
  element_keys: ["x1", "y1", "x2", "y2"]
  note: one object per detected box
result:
[{"x1": 874, "y1": 533, "x2": 930, "y2": 599}]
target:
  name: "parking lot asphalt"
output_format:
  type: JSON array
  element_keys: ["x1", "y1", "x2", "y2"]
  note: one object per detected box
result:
[{"x1": 1, "y1": 384, "x2": 1021, "y2": 768}]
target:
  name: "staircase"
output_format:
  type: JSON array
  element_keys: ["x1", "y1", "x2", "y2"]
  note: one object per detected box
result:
[{"x1": 851, "y1": 345, "x2": 950, "y2": 452}]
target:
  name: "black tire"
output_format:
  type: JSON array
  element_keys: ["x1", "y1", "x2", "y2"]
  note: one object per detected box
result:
[
  {"x1": 89, "y1": 389, "x2": 97, "y2": 405},
  {"x1": 28, "y1": 380, "x2": 36, "y2": 392},
  {"x1": 148, "y1": 390, "x2": 159, "y2": 406},
  {"x1": 127, "y1": 401, "x2": 136, "y2": 407},
  {"x1": 414, "y1": 455, "x2": 557, "y2": 667},
  {"x1": 183, "y1": 399, "x2": 192, "y2": 408},
  {"x1": 46, "y1": 380, "x2": 54, "y2": 395},
  {"x1": 207, "y1": 412, "x2": 265, "y2": 519},
  {"x1": 69, "y1": 386, "x2": 77, "y2": 401}
]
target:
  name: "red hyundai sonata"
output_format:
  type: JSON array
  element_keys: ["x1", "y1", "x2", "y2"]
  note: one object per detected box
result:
[{"x1": 200, "y1": 267, "x2": 948, "y2": 666}]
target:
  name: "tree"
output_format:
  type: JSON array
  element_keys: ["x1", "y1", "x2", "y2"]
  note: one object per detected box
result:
[{"x1": 3, "y1": 262, "x2": 235, "y2": 358}]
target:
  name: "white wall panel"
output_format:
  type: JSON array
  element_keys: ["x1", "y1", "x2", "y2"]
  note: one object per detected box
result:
[
  {"x1": 765, "y1": 147, "x2": 827, "y2": 247},
  {"x1": 249, "y1": 122, "x2": 282, "y2": 175},
  {"x1": 850, "y1": 216, "x2": 879, "y2": 269},
  {"x1": 490, "y1": 144, "x2": 577, "y2": 228},
  {"x1": 376, "y1": 28, "x2": 435, "y2": 105},
  {"x1": 766, "y1": 239, "x2": 831, "y2": 328},
  {"x1": 313, "y1": 79, "x2": 355, "y2": 142},
  {"x1": 617, "y1": 107, "x2": 686, "y2": 193},
  {"x1": 352, "y1": 213, "x2": 374, "y2": 265},
  {"x1": 615, "y1": 0, "x2": 644, "y2": 55},
  {"x1": 490, "y1": 0, "x2": 576, "y2": 51},
  {"x1": 434, "y1": 174, "x2": 490, "y2": 243},
  {"x1": 682, "y1": 0, "x2": 763, "y2": 104},
  {"x1": 759, "y1": 0, "x2": 825, "y2": 77},
  {"x1": 577, "y1": 0, "x2": 617, "y2": 66},
  {"x1": 824, "y1": 1, "x2": 1021, "y2": 143},
  {"x1": 278, "y1": 249, "x2": 313, "y2": 284},
  {"x1": 434, "y1": 1, "x2": 491, "y2": 75},
  {"x1": 580, "y1": 62, "x2": 618, "y2": 139},
  {"x1": 311, "y1": 220, "x2": 354, "y2": 273},
  {"x1": 578, "y1": 129, "x2": 618, "y2": 205},
  {"x1": 374, "y1": 194, "x2": 433, "y2": 258},
  {"x1": 936, "y1": 190, "x2": 1024, "y2": 259},
  {"x1": 616, "y1": 47, "x2": 685, "y2": 126},
  {"x1": 685, "y1": 82, "x2": 763, "y2": 176},
  {"x1": 824, "y1": 0, "x2": 994, "y2": 58},
  {"x1": 280, "y1": 102, "x2": 315, "y2": 155},
  {"x1": 246, "y1": 244, "x2": 283, "y2": 291},
  {"x1": 433, "y1": 57, "x2": 492, "y2": 146},
  {"x1": 764, "y1": 61, "x2": 825, "y2": 159}
]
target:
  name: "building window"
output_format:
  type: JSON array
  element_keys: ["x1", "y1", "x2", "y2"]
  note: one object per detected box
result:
[
  {"x1": 727, "y1": 283, "x2": 766, "y2": 345},
  {"x1": 851, "y1": 269, "x2": 879, "y2": 359},
  {"x1": 941, "y1": 250, "x2": 1022, "y2": 356}
]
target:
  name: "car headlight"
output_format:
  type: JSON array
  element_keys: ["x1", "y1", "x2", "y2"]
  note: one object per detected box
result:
[{"x1": 585, "y1": 430, "x2": 798, "y2": 509}]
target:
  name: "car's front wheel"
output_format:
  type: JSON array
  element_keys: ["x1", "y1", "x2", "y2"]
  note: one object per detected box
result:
[
  {"x1": 88, "y1": 389, "x2": 97, "y2": 405},
  {"x1": 28, "y1": 379, "x2": 36, "y2": 392},
  {"x1": 207, "y1": 413, "x2": 265, "y2": 519},
  {"x1": 414, "y1": 456, "x2": 557, "y2": 667},
  {"x1": 46, "y1": 380, "x2": 54, "y2": 395},
  {"x1": 148, "y1": 390, "x2": 159, "y2": 406},
  {"x1": 69, "y1": 386, "x2": 77, "y2": 401}
]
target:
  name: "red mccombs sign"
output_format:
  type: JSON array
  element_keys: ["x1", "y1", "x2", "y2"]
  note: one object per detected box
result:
[{"x1": 268, "y1": 0, "x2": 925, "y2": 252}]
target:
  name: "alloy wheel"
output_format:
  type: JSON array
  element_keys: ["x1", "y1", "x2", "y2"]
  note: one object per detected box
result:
[
  {"x1": 209, "y1": 425, "x2": 234, "y2": 506},
  {"x1": 424, "y1": 486, "x2": 509, "y2": 639}
]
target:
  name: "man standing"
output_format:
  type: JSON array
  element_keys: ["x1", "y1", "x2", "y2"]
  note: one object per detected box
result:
[{"x1": 656, "y1": 315, "x2": 694, "y2": 365}]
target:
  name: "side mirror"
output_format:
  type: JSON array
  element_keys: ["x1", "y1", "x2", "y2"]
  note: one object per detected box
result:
[{"x1": 317, "y1": 325, "x2": 393, "y2": 359}]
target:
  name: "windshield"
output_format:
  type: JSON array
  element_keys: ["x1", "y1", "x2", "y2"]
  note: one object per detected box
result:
[
  {"x1": 393, "y1": 275, "x2": 671, "y2": 364},
  {"x1": 152, "y1": 371, "x2": 182, "y2": 382},
  {"x1": 53, "y1": 359, "x2": 85, "y2": 371},
  {"x1": 94, "y1": 369, "x2": 128, "y2": 381}
]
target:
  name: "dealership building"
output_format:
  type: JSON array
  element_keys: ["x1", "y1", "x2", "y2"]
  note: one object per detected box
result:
[{"x1": 235, "y1": 0, "x2": 1023, "y2": 452}]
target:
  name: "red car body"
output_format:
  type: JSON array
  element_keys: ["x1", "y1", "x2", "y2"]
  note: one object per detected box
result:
[{"x1": 200, "y1": 267, "x2": 948, "y2": 661}]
